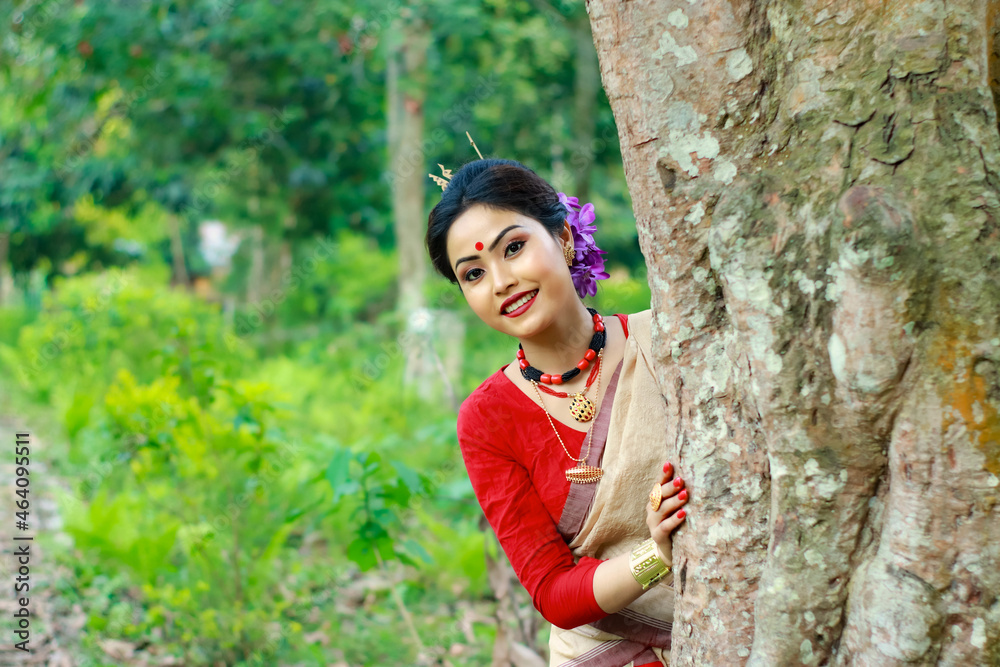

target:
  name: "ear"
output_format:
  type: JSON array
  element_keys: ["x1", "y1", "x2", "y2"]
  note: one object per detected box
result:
[{"x1": 559, "y1": 219, "x2": 573, "y2": 247}]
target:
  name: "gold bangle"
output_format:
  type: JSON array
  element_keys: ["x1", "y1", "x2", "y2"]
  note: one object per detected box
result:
[{"x1": 629, "y1": 538, "x2": 671, "y2": 590}]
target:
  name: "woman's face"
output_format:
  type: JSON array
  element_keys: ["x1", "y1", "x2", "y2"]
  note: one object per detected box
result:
[{"x1": 446, "y1": 204, "x2": 575, "y2": 338}]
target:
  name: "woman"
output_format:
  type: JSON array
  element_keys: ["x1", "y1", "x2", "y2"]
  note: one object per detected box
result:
[{"x1": 425, "y1": 158, "x2": 688, "y2": 667}]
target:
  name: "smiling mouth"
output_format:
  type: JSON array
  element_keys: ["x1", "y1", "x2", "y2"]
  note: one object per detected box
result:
[{"x1": 502, "y1": 290, "x2": 539, "y2": 316}]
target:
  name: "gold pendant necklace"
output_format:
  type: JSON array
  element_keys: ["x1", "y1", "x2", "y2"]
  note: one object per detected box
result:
[
  {"x1": 530, "y1": 348, "x2": 605, "y2": 484},
  {"x1": 569, "y1": 394, "x2": 597, "y2": 422},
  {"x1": 565, "y1": 464, "x2": 604, "y2": 484}
]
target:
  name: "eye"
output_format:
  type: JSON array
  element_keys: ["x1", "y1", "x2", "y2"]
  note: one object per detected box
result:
[
  {"x1": 505, "y1": 239, "x2": 525, "y2": 256},
  {"x1": 463, "y1": 267, "x2": 484, "y2": 282}
]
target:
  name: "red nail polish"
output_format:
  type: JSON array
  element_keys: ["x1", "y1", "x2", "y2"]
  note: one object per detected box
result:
[
  {"x1": 677, "y1": 510, "x2": 686, "y2": 519},
  {"x1": 673, "y1": 477, "x2": 683, "y2": 488},
  {"x1": 663, "y1": 461, "x2": 672, "y2": 473},
  {"x1": 678, "y1": 489, "x2": 688, "y2": 501}
]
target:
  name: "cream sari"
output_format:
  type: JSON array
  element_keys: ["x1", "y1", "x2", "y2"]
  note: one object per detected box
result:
[{"x1": 548, "y1": 309, "x2": 673, "y2": 667}]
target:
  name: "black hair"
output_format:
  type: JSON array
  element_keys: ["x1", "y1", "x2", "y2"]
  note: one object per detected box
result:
[{"x1": 425, "y1": 158, "x2": 566, "y2": 284}]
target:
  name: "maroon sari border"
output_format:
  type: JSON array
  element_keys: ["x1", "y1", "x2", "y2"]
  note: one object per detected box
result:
[
  {"x1": 590, "y1": 612, "x2": 672, "y2": 648},
  {"x1": 555, "y1": 638, "x2": 657, "y2": 667}
]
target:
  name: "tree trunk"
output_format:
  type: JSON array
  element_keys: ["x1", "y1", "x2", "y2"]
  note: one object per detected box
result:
[
  {"x1": 586, "y1": 1, "x2": 1000, "y2": 664},
  {"x1": 168, "y1": 213, "x2": 190, "y2": 289},
  {"x1": 247, "y1": 224, "x2": 264, "y2": 306},
  {"x1": 572, "y1": 13, "x2": 600, "y2": 201},
  {"x1": 0, "y1": 231, "x2": 10, "y2": 305},
  {"x1": 388, "y1": 8, "x2": 436, "y2": 388},
  {"x1": 387, "y1": 9, "x2": 428, "y2": 316}
]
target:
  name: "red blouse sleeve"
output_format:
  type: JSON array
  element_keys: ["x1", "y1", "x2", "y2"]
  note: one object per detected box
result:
[{"x1": 457, "y1": 396, "x2": 609, "y2": 630}]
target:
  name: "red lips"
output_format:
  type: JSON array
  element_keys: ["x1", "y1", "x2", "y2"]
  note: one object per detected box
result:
[{"x1": 500, "y1": 290, "x2": 536, "y2": 314}]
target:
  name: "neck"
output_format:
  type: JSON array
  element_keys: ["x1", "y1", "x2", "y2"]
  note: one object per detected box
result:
[{"x1": 517, "y1": 301, "x2": 596, "y2": 374}]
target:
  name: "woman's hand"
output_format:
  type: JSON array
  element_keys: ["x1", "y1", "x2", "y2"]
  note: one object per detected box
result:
[{"x1": 645, "y1": 460, "x2": 688, "y2": 566}]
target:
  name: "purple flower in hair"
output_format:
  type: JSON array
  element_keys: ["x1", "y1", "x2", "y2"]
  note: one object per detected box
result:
[{"x1": 558, "y1": 192, "x2": 609, "y2": 298}]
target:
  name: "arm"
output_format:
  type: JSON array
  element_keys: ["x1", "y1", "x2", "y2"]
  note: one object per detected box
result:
[
  {"x1": 458, "y1": 403, "x2": 607, "y2": 629},
  {"x1": 593, "y1": 461, "x2": 686, "y2": 613},
  {"x1": 458, "y1": 400, "x2": 688, "y2": 628}
]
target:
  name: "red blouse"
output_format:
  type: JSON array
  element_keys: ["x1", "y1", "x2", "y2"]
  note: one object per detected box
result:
[{"x1": 456, "y1": 314, "x2": 630, "y2": 631}]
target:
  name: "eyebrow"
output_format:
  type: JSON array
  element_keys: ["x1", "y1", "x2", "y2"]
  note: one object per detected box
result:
[{"x1": 453, "y1": 225, "x2": 524, "y2": 272}]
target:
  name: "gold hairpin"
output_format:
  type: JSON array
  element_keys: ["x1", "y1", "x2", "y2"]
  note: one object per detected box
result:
[{"x1": 429, "y1": 131, "x2": 484, "y2": 191}]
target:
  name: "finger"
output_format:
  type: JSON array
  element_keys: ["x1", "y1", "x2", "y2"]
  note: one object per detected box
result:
[
  {"x1": 646, "y1": 485, "x2": 677, "y2": 525},
  {"x1": 660, "y1": 488, "x2": 689, "y2": 516},
  {"x1": 652, "y1": 508, "x2": 687, "y2": 540},
  {"x1": 657, "y1": 475, "x2": 685, "y2": 502},
  {"x1": 659, "y1": 460, "x2": 674, "y2": 484},
  {"x1": 650, "y1": 482, "x2": 687, "y2": 525}
]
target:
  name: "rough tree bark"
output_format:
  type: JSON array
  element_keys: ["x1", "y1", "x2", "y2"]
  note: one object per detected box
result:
[
  {"x1": 586, "y1": 1, "x2": 1000, "y2": 665},
  {"x1": 387, "y1": 8, "x2": 437, "y2": 389}
]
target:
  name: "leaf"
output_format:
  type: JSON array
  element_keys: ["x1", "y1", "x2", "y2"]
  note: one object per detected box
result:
[
  {"x1": 381, "y1": 482, "x2": 411, "y2": 508},
  {"x1": 284, "y1": 497, "x2": 325, "y2": 523},
  {"x1": 64, "y1": 389, "x2": 95, "y2": 441},
  {"x1": 398, "y1": 538, "x2": 433, "y2": 565},
  {"x1": 325, "y1": 447, "x2": 354, "y2": 503},
  {"x1": 258, "y1": 521, "x2": 296, "y2": 565},
  {"x1": 389, "y1": 459, "x2": 425, "y2": 496},
  {"x1": 346, "y1": 536, "x2": 377, "y2": 571},
  {"x1": 360, "y1": 450, "x2": 382, "y2": 474}
]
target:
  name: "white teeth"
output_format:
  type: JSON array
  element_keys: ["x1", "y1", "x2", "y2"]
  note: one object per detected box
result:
[{"x1": 504, "y1": 290, "x2": 538, "y2": 314}]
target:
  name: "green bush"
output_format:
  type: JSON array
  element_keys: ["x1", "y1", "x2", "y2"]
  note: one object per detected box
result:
[{"x1": 1, "y1": 263, "x2": 519, "y2": 665}]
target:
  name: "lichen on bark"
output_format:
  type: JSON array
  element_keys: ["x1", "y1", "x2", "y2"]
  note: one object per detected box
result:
[{"x1": 586, "y1": 0, "x2": 1000, "y2": 663}]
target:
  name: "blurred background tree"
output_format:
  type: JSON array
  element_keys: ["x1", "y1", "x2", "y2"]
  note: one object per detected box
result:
[
  {"x1": 1, "y1": 0, "x2": 642, "y2": 306},
  {"x1": 0, "y1": 0, "x2": 652, "y2": 665}
]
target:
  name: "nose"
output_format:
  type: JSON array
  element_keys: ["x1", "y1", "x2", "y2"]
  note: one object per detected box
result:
[{"x1": 492, "y1": 261, "x2": 516, "y2": 296}]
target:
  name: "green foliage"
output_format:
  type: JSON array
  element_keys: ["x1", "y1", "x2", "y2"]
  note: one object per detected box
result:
[
  {"x1": 0, "y1": 1, "x2": 652, "y2": 662},
  {"x1": 60, "y1": 487, "x2": 182, "y2": 586},
  {"x1": 1, "y1": 0, "x2": 643, "y2": 293},
  {"x1": 56, "y1": 326, "x2": 315, "y2": 661},
  {"x1": 592, "y1": 269, "x2": 653, "y2": 316},
  {"x1": 0, "y1": 264, "x2": 251, "y2": 413},
  {"x1": 229, "y1": 231, "x2": 397, "y2": 335},
  {"x1": 2, "y1": 268, "x2": 494, "y2": 664},
  {"x1": 413, "y1": 506, "x2": 491, "y2": 597}
]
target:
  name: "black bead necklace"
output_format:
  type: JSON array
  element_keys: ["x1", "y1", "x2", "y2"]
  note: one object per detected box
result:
[{"x1": 517, "y1": 307, "x2": 607, "y2": 385}]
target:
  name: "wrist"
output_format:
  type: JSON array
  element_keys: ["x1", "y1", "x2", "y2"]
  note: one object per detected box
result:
[
  {"x1": 629, "y1": 538, "x2": 671, "y2": 591},
  {"x1": 655, "y1": 542, "x2": 674, "y2": 586},
  {"x1": 654, "y1": 542, "x2": 670, "y2": 565}
]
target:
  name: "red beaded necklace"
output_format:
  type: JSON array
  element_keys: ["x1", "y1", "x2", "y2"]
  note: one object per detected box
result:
[
  {"x1": 516, "y1": 310, "x2": 606, "y2": 422},
  {"x1": 532, "y1": 357, "x2": 601, "y2": 398},
  {"x1": 516, "y1": 310, "x2": 606, "y2": 384}
]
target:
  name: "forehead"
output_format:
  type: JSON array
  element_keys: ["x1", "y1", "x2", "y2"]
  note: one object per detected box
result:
[{"x1": 446, "y1": 205, "x2": 541, "y2": 251}]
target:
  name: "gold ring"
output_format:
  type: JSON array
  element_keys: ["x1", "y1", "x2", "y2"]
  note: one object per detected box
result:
[{"x1": 649, "y1": 481, "x2": 662, "y2": 511}]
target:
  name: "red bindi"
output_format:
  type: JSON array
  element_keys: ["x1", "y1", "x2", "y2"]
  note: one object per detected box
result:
[{"x1": 475, "y1": 241, "x2": 484, "y2": 251}]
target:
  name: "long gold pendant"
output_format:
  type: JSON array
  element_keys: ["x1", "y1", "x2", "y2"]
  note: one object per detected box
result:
[
  {"x1": 569, "y1": 394, "x2": 596, "y2": 422},
  {"x1": 566, "y1": 464, "x2": 603, "y2": 484}
]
